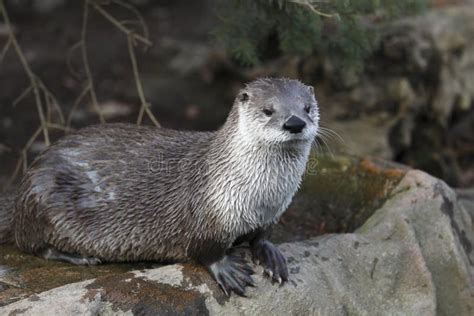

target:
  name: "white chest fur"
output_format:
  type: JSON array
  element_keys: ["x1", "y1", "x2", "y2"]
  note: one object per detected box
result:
[{"x1": 206, "y1": 139, "x2": 311, "y2": 239}]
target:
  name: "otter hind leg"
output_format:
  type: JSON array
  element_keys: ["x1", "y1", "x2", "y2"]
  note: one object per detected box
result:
[
  {"x1": 207, "y1": 254, "x2": 255, "y2": 297},
  {"x1": 42, "y1": 247, "x2": 101, "y2": 266}
]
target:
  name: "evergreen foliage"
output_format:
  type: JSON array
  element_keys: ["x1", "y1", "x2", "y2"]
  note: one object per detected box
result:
[{"x1": 213, "y1": 0, "x2": 427, "y2": 69}]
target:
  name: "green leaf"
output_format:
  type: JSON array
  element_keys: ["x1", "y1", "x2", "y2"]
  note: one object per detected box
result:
[{"x1": 212, "y1": 0, "x2": 428, "y2": 68}]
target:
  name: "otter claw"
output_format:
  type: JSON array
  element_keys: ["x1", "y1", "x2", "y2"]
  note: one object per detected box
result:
[
  {"x1": 81, "y1": 257, "x2": 102, "y2": 265},
  {"x1": 252, "y1": 240, "x2": 288, "y2": 284},
  {"x1": 208, "y1": 254, "x2": 255, "y2": 297},
  {"x1": 265, "y1": 269, "x2": 273, "y2": 278}
]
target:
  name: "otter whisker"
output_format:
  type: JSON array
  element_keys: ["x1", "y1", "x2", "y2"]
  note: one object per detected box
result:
[
  {"x1": 317, "y1": 134, "x2": 335, "y2": 158},
  {"x1": 319, "y1": 126, "x2": 345, "y2": 144},
  {"x1": 311, "y1": 137, "x2": 323, "y2": 152}
]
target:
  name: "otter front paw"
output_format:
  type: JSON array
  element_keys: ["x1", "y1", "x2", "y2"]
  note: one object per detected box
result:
[
  {"x1": 251, "y1": 239, "x2": 288, "y2": 284},
  {"x1": 207, "y1": 254, "x2": 255, "y2": 297}
]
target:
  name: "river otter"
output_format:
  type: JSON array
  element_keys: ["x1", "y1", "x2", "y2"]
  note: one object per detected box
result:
[{"x1": 0, "y1": 78, "x2": 319, "y2": 296}]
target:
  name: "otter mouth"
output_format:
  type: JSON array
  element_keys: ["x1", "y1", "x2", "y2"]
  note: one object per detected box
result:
[
  {"x1": 283, "y1": 137, "x2": 313, "y2": 145},
  {"x1": 284, "y1": 131, "x2": 317, "y2": 143}
]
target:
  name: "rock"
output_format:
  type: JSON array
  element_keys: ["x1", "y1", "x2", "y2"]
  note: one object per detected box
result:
[
  {"x1": 0, "y1": 157, "x2": 472, "y2": 315},
  {"x1": 389, "y1": 113, "x2": 463, "y2": 186},
  {"x1": 253, "y1": 5, "x2": 474, "y2": 187},
  {"x1": 249, "y1": 5, "x2": 474, "y2": 188},
  {"x1": 359, "y1": 171, "x2": 473, "y2": 316},
  {"x1": 385, "y1": 5, "x2": 474, "y2": 120},
  {"x1": 375, "y1": 5, "x2": 474, "y2": 186},
  {"x1": 347, "y1": 5, "x2": 474, "y2": 121},
  {"x1": 457, "y1": 187, "x2": 474, "y2": 222}
]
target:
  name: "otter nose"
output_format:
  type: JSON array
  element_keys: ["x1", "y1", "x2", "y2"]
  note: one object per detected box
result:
[{"x1": 283, "y1": 115, "x2": 306, "y2": 134}]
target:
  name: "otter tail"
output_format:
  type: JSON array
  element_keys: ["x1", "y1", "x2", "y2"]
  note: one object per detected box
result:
[{"x1": 0, "y1": 189, "x2": 15, "y2": 243}]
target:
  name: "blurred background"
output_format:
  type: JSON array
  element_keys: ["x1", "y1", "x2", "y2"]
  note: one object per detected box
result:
[{"x1": 0, "y1": 0, "x2": 473, "y2": 190}]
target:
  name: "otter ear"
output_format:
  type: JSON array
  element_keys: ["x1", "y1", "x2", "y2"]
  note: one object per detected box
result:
[{"x1": 238, "y1": 92, "x2": 250, "y2": 103}]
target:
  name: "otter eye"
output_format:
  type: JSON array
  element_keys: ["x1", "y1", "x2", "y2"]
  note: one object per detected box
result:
[
  {"x1": 304, "y1": 105, "x2": 311, "y2": 113},
  {"x1": 262, "y1": 108, "x2": 273, "y2": 116}
]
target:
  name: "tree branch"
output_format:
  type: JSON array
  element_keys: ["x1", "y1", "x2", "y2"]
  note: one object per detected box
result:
[
  {"x1": 127, "y1": 35, "x2": 160, "y2": 127},
  {"x1": 88, "y1": 0, "x2": 152, "y2": 47},
  {"x1": 0, "y1": 0, "x2": 50, "y2": 145},
  {"x1": 81, "y1": 0, "x2": 105, "y2": 123}
]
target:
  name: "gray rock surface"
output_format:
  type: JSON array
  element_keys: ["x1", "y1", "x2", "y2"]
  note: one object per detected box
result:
[
  {"x1": 348, "y1": 5, "x2": 474, "y2": 123},
  {"x1": 374, "y1": 5, "x2": 474, "y2": 186},
  {"x1": 1, "y1": 170, "x2": 472, "y2": 315},
  {"x1": 457, "y1": 188, "x2": 474, "y2": 219}
]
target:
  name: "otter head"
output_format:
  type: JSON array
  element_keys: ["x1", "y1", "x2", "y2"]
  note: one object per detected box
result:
[{"x1": 234, "y1": 78, "x2": 319, "y2": 145}]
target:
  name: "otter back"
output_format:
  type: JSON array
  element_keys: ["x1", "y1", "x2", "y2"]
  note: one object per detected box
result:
[{"x1": 14, "y1": 123, "x2": 221, "y2": 262}]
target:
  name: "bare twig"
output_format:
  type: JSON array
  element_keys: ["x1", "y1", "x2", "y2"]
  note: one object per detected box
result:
[
  {"x1": 6, "y1": 155, "x2": 23, "y2": 189},
  {"x1": 290, "y1": 0, "x2": 335, "y2": 18},
  {"x1": 4, "y1": 126, "x2": 42, "y2": 188},
  {"x1": 112, "y1": 0, "x2": 150, "y2": 44},
  {"x1": 24, "y1": 127, "x2": 43, "y2": 151},
  {"x1": 127, "y1": 35, "x2": 159, "y2": 127},
  {"x1": 0, "y1": 36, "x2": 11, "y2": 65},
  {"x1": 88, "y1": 0, "x2": 152, "y2": 47},
  {"x1": 1, "y1": 0, "x2": 69, "y2": 189},
  {"x1": 46, "y1": 123, "x2": 76, "y2": 133},
  {"x1": 81, "y1": 0, "x2": 105, "y2": 123},
  {"x1": 67, "y1": 83, "x2": 91, "y2": 129},
  {"x1": 45, "y1": 89, "x2": 52, "y2": 122},
  {"x1": 120, "y1": 20, "x2": 144, "y2": 30},
  {"x1": 66, "y1": 41, "x2": 83, "y2": 79},
  {"x1": 0, "y1": 0, "x2": 50, "y2": 146},
  {"x1": 37, "y1": 79, "x2": 65, "y2": 124},
  {"x1": 21, "y1": 150, "x2": 27, "y2": 174},
  {"x1": 12, "y1": 85, "x2": 32, "y2": 108},
  {"x1": 11, "y1": 74, "x2": 65, "y2": 127},
  {"x1": 70, "y1": 0, "x2": 157, "y2": 126},
  {"x1": 2, "y1": 0, "x2": 158, "y2": 189}
]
